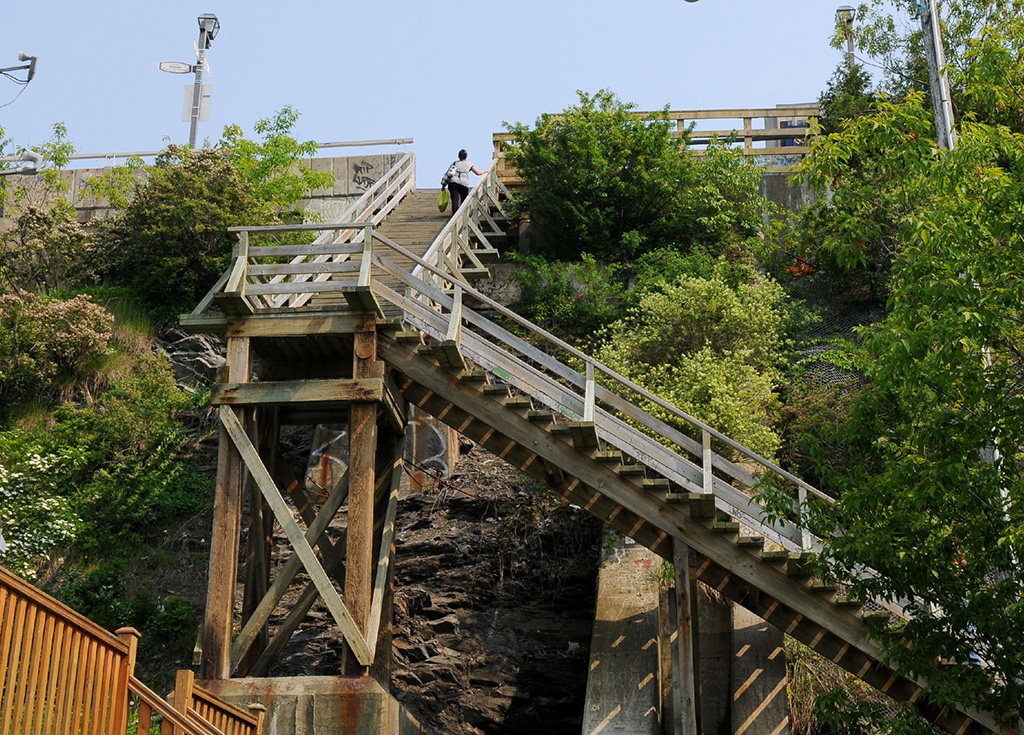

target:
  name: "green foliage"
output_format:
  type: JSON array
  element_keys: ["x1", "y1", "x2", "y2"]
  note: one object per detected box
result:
[
  {"x1": 797, "y1": 118, "x2": 1024, "y2": 718},
  {"x1": 510, "y1": 253, "x2": 624, "y2": 343},
  {"x1": 594, "y1": 262, "x2": 790, "y2": 457},
  {"x1": 0, "y1": 292, "x2": 114, "y2": 412},
  {"x1": 0, "y1": 123, "x2": 93, "y2": 294},
  {"x1": 817, "y1": 64, "x2": 878, "y2": 134},
  {"x1": 504, "y1": 90, "x2": 763, "y2": 261},
  {"x1": 96, "y1": 145, "x2": 274, "y2": 320},
  {"x1": 97, "y1": 107, "x2": 330, "y2": 321},
  {"x1": 220, "y1": 105, "x2": 334, "y2": 209},
  {"x1": 797, "y1": 92, "x2": 938, "y2": 300},
  {"x1": 0, "y1": 432, "x2": 85, "y2": 579}
]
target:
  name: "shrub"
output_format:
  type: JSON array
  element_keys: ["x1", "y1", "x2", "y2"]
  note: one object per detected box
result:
[
  {"x1": 0, "y1": 292, "x2": 114, "y2": 412},
  {"x1": 510, "y1": 253, "x2": 624, "y2": 344}
]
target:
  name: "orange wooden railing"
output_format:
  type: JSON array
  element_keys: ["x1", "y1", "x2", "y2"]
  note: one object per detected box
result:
[{"x1": 0, "y1": 565, "x2": 262, "y2": 735}]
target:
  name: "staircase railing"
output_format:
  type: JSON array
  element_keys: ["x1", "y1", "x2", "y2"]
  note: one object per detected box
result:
[
  {"x1": 415, "y1": 159, "x2": 509, "y2": 288},
  {"x1": 186, "y1": 152, "x2": 415, "y2": 320},
  {"x1": 0, "y1": 565, "x2": 261, "y2": 735},
  {"x1": 369, "y1": 236, "x2": 830, "y2": 550}
]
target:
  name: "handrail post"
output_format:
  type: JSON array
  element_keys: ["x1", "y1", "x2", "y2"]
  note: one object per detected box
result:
[
  {"x1": 358, "y1": 226, "x2": 373, "y2": 288},
  {"x1": 172, "y1": 668, "x2": 195, "y2": 735},
  {"x1": 702, "y1": 430, "x2": 713, "y2": 495},
  {"x1": 798, "y1": 484, "x2": 810, "y2": 552},
  {"x1": 446, "y1": 285, "x2": 463, "y2": 345},
  {"x1": 114, "y1": 627, "x2": 141, "y2": 735},
  {"x1": 583, "y1": 362, "x2": 596, "y2": 423},
  {"x1": 248, "y1": 703, "x2": 268, "y2": 735}
]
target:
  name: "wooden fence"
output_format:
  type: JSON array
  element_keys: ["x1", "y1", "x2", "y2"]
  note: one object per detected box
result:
[
  {"x1": 492, "y1": 104, "x2": 820, "y2": 184},
  {"x1": 0, "y1": 565, "x2": 262, "y2": 735}
]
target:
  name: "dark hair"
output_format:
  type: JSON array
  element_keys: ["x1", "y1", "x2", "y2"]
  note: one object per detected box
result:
[{"x1": 458, "y1": 149, "x2": 468, "y2": 160}]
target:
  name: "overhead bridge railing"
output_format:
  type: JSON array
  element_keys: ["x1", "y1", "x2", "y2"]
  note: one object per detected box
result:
[{"x1": 493, "y1": 105, "x2": 819, "y2": 184}]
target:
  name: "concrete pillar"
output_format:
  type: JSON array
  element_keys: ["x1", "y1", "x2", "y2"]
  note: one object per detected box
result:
[{"x1": 582, "y1": 532, "x2": 661, "y2": 735}]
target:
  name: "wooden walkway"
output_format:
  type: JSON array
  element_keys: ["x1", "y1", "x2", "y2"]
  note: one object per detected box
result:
[{"x1": 176, "y1": 156, "x2": 1012, "y2": 735}]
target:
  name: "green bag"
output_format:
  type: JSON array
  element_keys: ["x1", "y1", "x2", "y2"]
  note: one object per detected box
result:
[{"x1": 437, "y1": 189, "x2": 450, "y2": 213}]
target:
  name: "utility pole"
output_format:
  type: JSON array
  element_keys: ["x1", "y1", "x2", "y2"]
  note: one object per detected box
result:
[
  {"x1": 919, "y1": 0, "x2": 956, "y2": 150},
  {"x1": 189, "y1": 13, "x2": 220, "y2": 148}
]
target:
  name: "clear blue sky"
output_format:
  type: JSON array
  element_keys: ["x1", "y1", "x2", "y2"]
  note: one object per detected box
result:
[{"x1": 2, "y1": 0, "x2": 845, "y2": 188}]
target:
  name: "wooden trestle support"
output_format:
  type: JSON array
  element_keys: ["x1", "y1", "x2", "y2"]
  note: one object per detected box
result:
[{"x1": 200, "y1": 313, "x2": 407, "y2": 683}]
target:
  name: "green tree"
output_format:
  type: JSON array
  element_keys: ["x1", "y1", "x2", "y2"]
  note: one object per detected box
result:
[
  {"x1": 595, "y1": 258, "x2": 789, "y2": 457},
  {"x1": 95, "y1": 145, "x2": 273, "y2": 319},
  {"x1": 96, "y1": 107, "x2": 334, "y2": 320},
  {"x1": 220, "y1": 105, "x2": 333, "y2": 209},
  {"x1": 504, "y1": 90, "x2": 763, "y2": 261},
  {"x1": 0, "y1": 123, "x2": 92, "y2": 294},
  {"x1": 796, "y1": 113, "x2": 1024, "y2": 725}
]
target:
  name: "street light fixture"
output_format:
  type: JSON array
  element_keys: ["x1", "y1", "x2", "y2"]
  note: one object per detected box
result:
[
  {"x1": 188, "y1": 12, "x2": 220, "y2": 147},
  {"x1": 836, "y1": 6, "x2": 856, "y2": 68},
  {"x1": 0, "y1": 51, "x2": 37, "y2": 84}
]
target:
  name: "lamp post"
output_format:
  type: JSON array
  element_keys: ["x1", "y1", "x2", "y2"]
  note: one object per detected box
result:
[
  {"x1": 188, "y1": 13, "x2": 220, "y2": 148},
  {"x1": 835, "y1": 5, "x2": 856, "y2": 68},
  {"x1": 918, "y1": 0, "x2": 956, "y2": 150}
]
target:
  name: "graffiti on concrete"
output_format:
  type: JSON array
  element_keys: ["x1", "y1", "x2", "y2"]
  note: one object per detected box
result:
[{"x1": 352, "y1": 160, "x2": 378, "y2": 192}]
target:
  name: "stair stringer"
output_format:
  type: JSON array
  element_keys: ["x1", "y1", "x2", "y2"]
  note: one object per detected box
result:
[{"x1": 378, "y1": 334, "x2": 1006, "y2": 735}]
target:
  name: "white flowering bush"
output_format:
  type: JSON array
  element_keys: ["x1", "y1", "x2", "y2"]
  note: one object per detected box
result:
[{"x1": 0, "y1": 432, "x2": 85, "y2": 579}]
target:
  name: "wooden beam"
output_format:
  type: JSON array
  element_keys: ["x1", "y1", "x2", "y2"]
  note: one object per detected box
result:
[
  {"x1": 219, "y1": 406, "x2": 372, "y2": 665},
  {"x1": 346, "y1": 319, "x2": 379, "y2": 669},
  {"x1": 674, "y1": 540, "x2": 700, "y2": 735},
  {"x1": 201, "y1": 337, "x2": 251, "y2": 680},
  {"x1": 228, "y1": 464, "x2": 350, "y2": 672},
  {"x1": 364, "y1": 436, "x2": 405, "y2": 661},
  {"x1": 211, "y1": 379, "x2": 384, "y2": 406}
]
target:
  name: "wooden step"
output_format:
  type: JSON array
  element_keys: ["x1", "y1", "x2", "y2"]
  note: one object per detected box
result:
[
  {"x1": 712, "y1": 521, "x2": 741, "y2": 541},
  {"x1": 737, "y1": 535, "x2": 765, "y2": 551},
  {"x1": 663, "y1": 492, "x2": 716, "y2": 519},
  {"x1": 617, "y1": 464, "x2": 646, "y2": 480},
  {"x1": 396, "y1": 330, "x2": 424, "y2": 345},
  {"x1": 527, "y1": 410, "x2": 555, "y2": 428},
  {"x1": 786, "y1": 553, "x2": 814, "y2": 578},
  {"x1": 503, "y1": 396, "x2": 532, "y2": 415},
  {"x1": 643, "y1": 478, "x2": 670, "y2": 493},
  {"x1": 458, "y1": 369, "x2": 488, "y2": 385},
  {"x1": 459, "y1": 267, "x2": 491, "y2": 280},
  {"x1": 483, "y1": 383, "x2": 512, "y2": 399},
  {"x1": 593, "y1": 450, "x2": 623, "y2": 465},
  {"x1": 760, "y1": 550, "x2": 790, "y2": 566}
]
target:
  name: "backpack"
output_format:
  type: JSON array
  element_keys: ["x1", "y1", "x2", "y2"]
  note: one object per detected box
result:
[{"x1": 441, "y1": 160, "x2": 458, "y2": 187}]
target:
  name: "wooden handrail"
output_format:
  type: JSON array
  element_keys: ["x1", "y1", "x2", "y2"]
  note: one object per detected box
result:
[{"x1": 0, "y1": 566, "x2": 261, "y2": 735}]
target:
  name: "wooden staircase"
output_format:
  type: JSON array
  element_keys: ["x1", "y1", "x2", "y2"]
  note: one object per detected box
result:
[
  {"x1": 376, "y1": 333, "x2": 999, "y2": 735},
  {"x1": 179, "y1": 157, "x2": 1012, "y2": 735}
]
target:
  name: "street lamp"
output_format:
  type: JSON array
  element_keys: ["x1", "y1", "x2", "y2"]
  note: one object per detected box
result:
[
  {"x1": 836, "y1": 6, "x2": 856, "y2": 68},
  {"x1": 0, "y1": 51, "x2": 37, "y2": 84},
  {"x1": 188, "y1": 13, "x2": 220, "y2": 148}
]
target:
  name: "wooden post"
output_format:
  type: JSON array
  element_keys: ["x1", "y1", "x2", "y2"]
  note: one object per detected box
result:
[
  {"x1": 673, "y1": 539, "x2": 701, "y2": 735},
  {"x1": 171, "y1": 669, "x2": 195, "y2": 735},
  {"x1": 701, "y1": 430, "x2": 713, "y2": 496},
  {"x1": 202, "y1": 336, "x2": 251, "y2": 680},
  {"x1": 238, "y1": 407, "x2": 276, "y2": 676},
  {"x1": 113, "y1": 628, "x2": 140, "y2": 735},
  {"x1": 345, "y1": 315, "x2": 378, "y2": 672}
]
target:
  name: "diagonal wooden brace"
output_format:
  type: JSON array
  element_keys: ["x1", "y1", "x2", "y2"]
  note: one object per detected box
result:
[{"x1": 220, "y1": 406, "x2": 373, "y2": 665}]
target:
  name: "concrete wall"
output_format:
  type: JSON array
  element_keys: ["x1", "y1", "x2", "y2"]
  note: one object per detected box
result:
[{"x1": 1, "y1": 153, "x2": 406, "y2": 223}]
